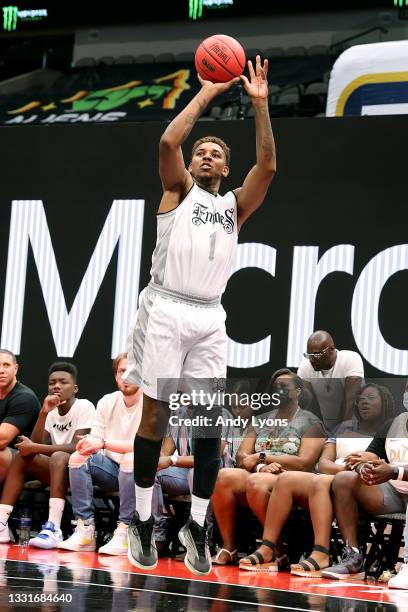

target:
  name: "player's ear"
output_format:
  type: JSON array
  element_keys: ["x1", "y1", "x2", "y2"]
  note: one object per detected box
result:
[{"x1": 222, "y1": 165, "x2": 229, "y2": 177}]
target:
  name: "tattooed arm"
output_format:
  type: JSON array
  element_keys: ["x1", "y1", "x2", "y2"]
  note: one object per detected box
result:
[
  {"x1": 158, "y1": 76, "x2": 239, "y2": 213},
  {"x1": 234, "y1": 56, "x2": 276, "y2": 228}
]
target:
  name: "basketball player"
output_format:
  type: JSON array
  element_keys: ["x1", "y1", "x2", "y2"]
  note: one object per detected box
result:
[{"x1": 125, "y1": 55, "x2": 276, "y2": 575}]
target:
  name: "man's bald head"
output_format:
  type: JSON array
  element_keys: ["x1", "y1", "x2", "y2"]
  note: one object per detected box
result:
[
  {"x1": 306, "y1": 330, "x2": 336, "y2": 371},
  {"x1": 307, "y1": 331, "x2": 334, "y2": 351}
]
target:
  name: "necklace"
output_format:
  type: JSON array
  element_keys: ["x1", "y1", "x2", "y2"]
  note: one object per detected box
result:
[
  {"x1": 321, "y1": 370, "x2": 332, "y2": 392},
  {"x1": 263, "y1": 406, "x2": 301, "y2": 447}
]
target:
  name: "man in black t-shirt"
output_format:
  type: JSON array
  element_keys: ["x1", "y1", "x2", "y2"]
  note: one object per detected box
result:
[{"x1": 0, "y1": 349, "x2": 40, "y2": 480}]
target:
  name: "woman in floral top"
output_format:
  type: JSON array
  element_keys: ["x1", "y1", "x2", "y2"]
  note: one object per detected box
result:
[
  {"x1": 239, "y1": 381, "x2": 394, "y2": 574},
  {"x1": 211, "y1": 369, "x2": 325, "y2": 566}
]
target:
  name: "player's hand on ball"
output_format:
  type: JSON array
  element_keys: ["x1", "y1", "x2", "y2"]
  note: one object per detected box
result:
[
  {"x1": 240, "y1": 55, "x2": 268, "y2": 100},
  {"x1": 197, "y1": 73, "x2": 240, "y2": 94}
]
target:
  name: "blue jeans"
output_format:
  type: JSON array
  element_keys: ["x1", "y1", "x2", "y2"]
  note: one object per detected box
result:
[
  {"x1": 152, "y1": 466, "x2": 191, "y2": 541},
  {"x1": 69, "y1": 453, "x2": 135, "y2": 525}
]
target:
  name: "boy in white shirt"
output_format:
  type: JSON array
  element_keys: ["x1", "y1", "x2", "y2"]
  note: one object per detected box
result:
[
  {"x1": 0, "y1": 362, "x2": 95, "y2": 548},
  {"x1": 58, "y1": 353, "x2": 143, "y2": 555}
]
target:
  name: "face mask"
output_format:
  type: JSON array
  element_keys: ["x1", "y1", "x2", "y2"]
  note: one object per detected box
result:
[{"x1": 404, "y1": 392, "x2": 408, "y2": 411}]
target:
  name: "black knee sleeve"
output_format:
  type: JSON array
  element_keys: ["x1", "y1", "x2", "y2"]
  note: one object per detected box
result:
[
  {"x1": 192, "y1": 436, "x2": 221, "y2": 499},
  {"x1": 133, "y1": 434, "x2": 162, "y2": 488}
]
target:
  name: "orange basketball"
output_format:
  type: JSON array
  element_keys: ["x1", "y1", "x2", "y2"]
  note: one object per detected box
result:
[{"x1": 195, "y1": 34, "x2": 246, "y2": 83}]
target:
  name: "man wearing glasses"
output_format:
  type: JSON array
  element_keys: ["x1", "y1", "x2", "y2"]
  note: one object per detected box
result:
[{"x1": 297, "y1": 330, "x2": 364, "y2": 433}]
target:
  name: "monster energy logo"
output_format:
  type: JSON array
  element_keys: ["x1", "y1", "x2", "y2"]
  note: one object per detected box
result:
[
  {"x1": 394, "y1": 0, "x2": 408, "y2": 6},
  {"x1": 3, "y1": 5, "x2": 18, "y2": 31},
  {"x1": 189, "y1": 0, "x2": 203, "y2": 19}
]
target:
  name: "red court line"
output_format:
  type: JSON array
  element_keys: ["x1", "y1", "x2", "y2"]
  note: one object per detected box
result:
[{"x1": 0, "y1": 543, "x2": 401, "y2": 606}]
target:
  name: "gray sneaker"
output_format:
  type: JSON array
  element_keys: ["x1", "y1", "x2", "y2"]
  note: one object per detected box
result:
[
  {"x1": 127, "y1": 512, "x2": 157, "y2": 570},
  {"x1": 321, "y1": 546, "x2": 364, "y2": 580},
  {"x1": 178, "y1": 516, "x2": 211, "y2": 576}
]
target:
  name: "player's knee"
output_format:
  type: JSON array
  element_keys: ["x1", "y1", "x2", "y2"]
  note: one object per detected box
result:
[{"x1": 68, "y1": 451, "x2": 88, "y2": 468}]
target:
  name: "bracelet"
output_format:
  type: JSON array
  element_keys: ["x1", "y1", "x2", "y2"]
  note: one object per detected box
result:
[
  {"x1": 397, "y1": 466, "x2": 404, "y2": 481},
  {"x1": 170, "y1": 455, "x2": 177, "y2": 466},
  {"x1": 256, "y1": 463, "x2": 266, "y2": 473}
]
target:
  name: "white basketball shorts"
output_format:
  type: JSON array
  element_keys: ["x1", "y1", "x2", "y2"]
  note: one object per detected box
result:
[{"x1": 123, "y1": 285, "x2": 227, "y2": 401}]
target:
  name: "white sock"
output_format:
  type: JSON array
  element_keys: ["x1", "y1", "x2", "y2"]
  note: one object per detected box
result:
[
  {"x1": 48, "y1": 498, "x2": 65, "y2": 529},
  {"x1": 191, "y1": 494, "x2": 209, "y2": 527},
  {"x1": 135, "y1": 485, "x2": 153, "y2": 522},
  {"x1": 0, "y1": 504, "x2": 13, "y2": 526}
]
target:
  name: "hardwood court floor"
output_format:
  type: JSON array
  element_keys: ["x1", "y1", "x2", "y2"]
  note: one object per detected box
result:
[{"x1": 0, "y1": 543, "x2": 404, "y2": 611}]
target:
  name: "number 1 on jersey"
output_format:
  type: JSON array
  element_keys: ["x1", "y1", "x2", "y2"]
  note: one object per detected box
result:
[{"x1": 209, "y1": 231, "x2": 216, "y2": 261}]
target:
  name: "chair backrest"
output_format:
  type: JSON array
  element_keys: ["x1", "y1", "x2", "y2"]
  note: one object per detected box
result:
[
  {"x1": 114, "y1": 55, "x2": 136, "y2": 65},
  {"x1": 263, "y1": 47, "x2": 285, "y2": 58},
  {"x1": 155, "y1": 53, "x2": 176, "y2": 64},
  {"x1": 245, "y1": 48, "x2": 261, "y2": 62},
  {"x1": 274, "y1": 93, "x2": 300, "y2": 106},
  {"x1": 307, "y1": 45, "x2": 329, "y2": 56},
  {"x1": 97, "y1": 56, "x2": 114, "y2": 66},
  {"x1": 209, "y1": 106, "x2": 223, "y2": 120},
  {"x1": 305, "y1": 82, "x2": 328, "y2": 95},
  {"x1": 133, "y1": 54, "x2": 155, "y2": 64},
  {"x1": 75, "y1": 57, "x2": 96, "y2": 68},
  {"x1": 175, "y1": 52, "x2": 195, "y2": 63},
  {"x1": 285, "y1": 46, "x2": 306, "y2": 56}
]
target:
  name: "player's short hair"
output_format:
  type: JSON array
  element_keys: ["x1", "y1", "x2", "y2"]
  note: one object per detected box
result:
[
  {"x1": 48, "y1": 361, "x2": 78, "y2": 382},
  {"x1": 0, "y1": 349, "x2": 17, "y2": 363},
  {"x1": 112, "y1": 352, "x2": 127, "y2": 375},
  {"x1": 192, "y1": 136, "x2": 230, "y2": 165}
]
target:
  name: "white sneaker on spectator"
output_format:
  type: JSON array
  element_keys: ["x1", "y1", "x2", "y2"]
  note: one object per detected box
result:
[
  {"x1": 29, "y1": 521, "x2": 63, "y2": 549},
  {"x1": 98, "y1": 522, "x2": 128, "y2": 556},
  {"x1": 0, "y1": 522, "x2": 10, "y2": 544},
  {"x1": 389, "y1": 564, "x2": 408, "y2": 589},
  {"x1": 58, "y1": 519, "x2": 96, "y2": 552}
]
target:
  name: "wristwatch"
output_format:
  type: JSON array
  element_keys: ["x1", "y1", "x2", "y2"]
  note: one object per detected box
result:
[
  {"x1": 258, "y1": 451, "x2": 266, "y2": 462},
  {"x1": 392, "y1": 466, "x2": 404, "y2": 480}
]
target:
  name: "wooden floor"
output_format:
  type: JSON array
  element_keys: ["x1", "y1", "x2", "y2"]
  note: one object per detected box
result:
[{"x1": 0, "y1": 543, "x2": 404, "y2": 611}]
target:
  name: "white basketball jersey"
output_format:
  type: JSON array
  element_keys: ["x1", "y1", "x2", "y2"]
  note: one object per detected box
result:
[{"x1": 150, "y1": 183, "x2": 238, "y2": 299}]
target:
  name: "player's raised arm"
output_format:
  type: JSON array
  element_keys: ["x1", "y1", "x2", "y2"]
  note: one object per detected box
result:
[
  {"x1": 158, "y1": 76, "x2": 239, "y2": 198},
  {"x1": 235, "y1": 56, "x2": 276, "y2": 228}
]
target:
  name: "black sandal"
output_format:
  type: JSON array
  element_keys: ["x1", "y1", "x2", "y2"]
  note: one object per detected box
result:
[
  {"x1": 239, "y1": 539, "x2": 279, "y2": 572},
  {"x1": 290, "y1": 545, "x2": 330, "y2": 577}
]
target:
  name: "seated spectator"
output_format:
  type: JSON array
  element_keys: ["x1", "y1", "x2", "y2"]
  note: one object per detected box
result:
[
  {"x1": 404, "y1": 378, "x2": 408, "y2": 411},
  {"x1": 0, "y1": 349, "x2": 40, "y2": 481},
  {"x1": 298, "y1": 330, "x2": 364, "y2": 433},
  {"x1": 58, "y1": 353, "x2": 142, "y2": 555},
  {"x1": 211, "y1": 369, "x2": 325, "y2": 566},
  {"x1": 153, "y1": 402, "x2": 232, "y2": 553},
  {"x1": 0, "y1": 361, "x2": 94, "y2": 547},
  {"x1": 321, "y1": 405, "x2": 408, "y2": 584},
  {"x1": 239, "y1": 382, "x2": 394, "y2": 574},
  {"x1": 224, "y1": 379, "x2": 253, "y2": 466}
]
